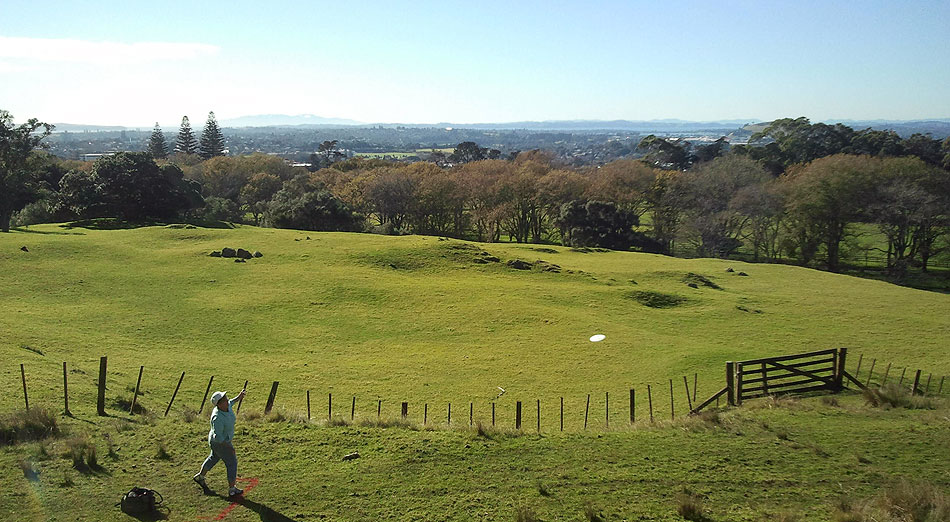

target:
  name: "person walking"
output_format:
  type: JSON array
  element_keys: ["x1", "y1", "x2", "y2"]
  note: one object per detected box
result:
[{"x1": 193, "y1": 387, "x2": 246, "y2": 497}]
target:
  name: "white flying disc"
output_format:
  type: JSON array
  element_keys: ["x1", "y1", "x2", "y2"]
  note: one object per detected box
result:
[{"x1": 589, "y1": 334, "x2": 606, "y2": 342}]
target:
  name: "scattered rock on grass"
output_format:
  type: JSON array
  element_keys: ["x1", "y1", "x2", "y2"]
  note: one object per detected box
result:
[
  {"x1": 236, "y1": 248, "x2": 252, "y2": 260},
  {"x1": 234, "y1": 258, "x2": 246, "y2": 263},
  {"x1": 725, "y1": 267, "x2": 735, "y2": 273},
  {"x1": 253, "y1": 251, "x2": 262, "y2": 258},
  {"x1": 507, "y1": 259, "x2": 532, "y2": 270},
  {"x1": 20, "y1": 246, "x2": 29, "y2": 252},
  {"x1": 472, "y1": 258, "x2": 489, "y2": 264},
  {"x1": 209, "y1": 251, "x2": 222, "y2": 257},
  {"x1": 737, "y1": 271, "x2": 749, "y2": 277},
  {"x1": 221, "y1": 247, "x2": 236, "y2": 258},
  {"x1": 687, "y1": 282, "x2": 699, "y2": 289},
  {"x1": 342, "y1": 452, "x2": 360, "y2": 461},
  {"x1": 484, "y1": 256, "x2": 500, "y2": 263}
]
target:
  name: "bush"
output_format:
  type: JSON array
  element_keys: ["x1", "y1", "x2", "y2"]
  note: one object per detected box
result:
[
  {"x1": 266, "y1": 175, "x2": 363, "y2": 232},
  {"x1": 832, "y1": 480, "x2": 950, "y2": 522},
  {"x1": 514, "y1": 505, "x2": 539, "y2": 522},
  {"x1": 676, "y1": 490, "x2": 707, "y2": 521},
  {"x1": 199, "y1": 196, "x2": 244, "y2": 222},
  {"x1": 12, "y1": 199, "x2": 57, "y2": 226},
  {"x1": 864, "y1": 383, "x2": 939, "y2": 409},
  {"x1": 0, "y1": 408, "x2": 59, "y2": 445}
]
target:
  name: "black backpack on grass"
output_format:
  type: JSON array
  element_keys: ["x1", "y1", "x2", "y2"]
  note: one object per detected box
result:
[{"x1": 119, "y1": 487, "x2": 163, "y2": 515}]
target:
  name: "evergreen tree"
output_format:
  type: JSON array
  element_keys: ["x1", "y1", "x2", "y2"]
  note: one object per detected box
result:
[
  {"x1": 199, "y1": 111, "x2": 225, "y2": 159},
  {"x1": 147, "y1": 122, "x2": 168, "y2": 159},
  {"x1": 174, "y1": 116, "x2": 198, "y2": 155}
]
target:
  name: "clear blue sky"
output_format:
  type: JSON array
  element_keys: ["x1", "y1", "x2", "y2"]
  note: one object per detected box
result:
[{"x1": 1, "y1": 0, "x2": 948, "y2": 126}]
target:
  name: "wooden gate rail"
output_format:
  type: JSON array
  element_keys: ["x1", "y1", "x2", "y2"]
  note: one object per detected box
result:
[{"x1": 691, "y1": 347, "x2": 867, "y2": 415}]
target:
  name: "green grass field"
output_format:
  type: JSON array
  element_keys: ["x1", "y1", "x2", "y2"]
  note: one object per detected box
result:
[{"x1": 1, "y1": 223, "x2": 948, "y2": 521}]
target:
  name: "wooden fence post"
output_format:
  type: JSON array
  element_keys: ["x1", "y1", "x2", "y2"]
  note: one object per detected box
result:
[
  {"x1": 560, "y1": 397, "x2": 564, "y2": 431},
  {"x1": 165, "y1": 371, "x2": 185, "y2": 417},
  {"x1": 584, "y1": 394, "x2": 590, "y2": 430},
  {"x1": 693, "y1": 373, "x2": 698, "y2": 404},
  {"x1": 63, "y1": 362, "x2": 70, "y2": 416},
  {"x1": 237, "y1": 380, "x2": 248, "y2": 414},
  {"x1": 130, "y1": 365, "x2": 144, "y2": 415},
  {"x1": 669, "y1": 379, "x2": 674, "y2": 420},
  {"x1": 736, "y1": 363, "x2": 744, "y2": 406},
  {"x1": 761, "y1": 363, "x2": 770, "y2": 396},
  {"x1": 199, "y1": 375, "x2": 214, "y2": 415},
  {"x1": 401, "y1": 401, "x2": 408, "y2": 419},
  {"x1": 351, "y1": 396, "x2": 356, "y2": 420},
  {"x1": 470, "y1": 402, "x2": 473, "y2": 426},
  {"x1": 424, "y1": 403, "x2": 428, "y2": 424},
  {"x1": 492, "y1": 402, "x2": 495, "y2": 426},
  {"x1": 97, "y1": 356, "x2": 107, "y2": 416},
  {"x1": 912, "y1": 370, "x2": 922, "y2": 395},
  {"x1": 899, "y1": 367, "x2": 906, "y2": 385},
  {"x1": 605, "y1": 392, "x2": 609, "y2": 429},
  {"x1": 925, "y1": 374, "x2": 932, "y2": 394},
  {"x1": 647, "y1": 385, "x2": 654, "y2": 422},
  {"x1": 377, "y1": 399, "x2": 381, "y2": 418},
  {"x1": 307, "y1": 390, "x2": 311, "y2": 420},
  {"x1": 882, "y1": 363, "x2": 891, "y2": 384},
  {"x1": 835, "y1": 349, "x2": 847, "y2": 391},
  {"x1": 855, "y1": 354, "x2": 864, "y2": 380},
  {"x1": 329, "y1": 393, "x2": 333, "y2": 420},
  {"x1": 866, "y1": 359, "x2": 876, "y2": 388},
  {"x1": 683, "y1": 376, "x2": 693, "y2": 411},
  {"x1": 516, "y1": 401, "x2": 522, "y2": 430},
  {"x1": 264, "y1": 381, "x2": 279, "y2": 414},
  {"x1": 448, "y1": 403, "x2": 452, "y2": 425},
  {"x1": 939, "y1": 376, "x2": 945, "y2": 395},
  {"x1": 20, "y1": 364, "x2": 29, "y2": 411},
  {"x1": 537, "y1": 399, "x2": 540, "y2": 433},
  {"x1": 629, "y1": 389, "x2": 635, "y2": 424},
  {"x1": 726, "y1": 362, "x2": 735, "y2": 405}
]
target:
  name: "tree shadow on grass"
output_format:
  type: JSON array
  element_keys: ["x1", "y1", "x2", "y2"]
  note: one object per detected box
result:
[
  {"x1": 10, "y1": 226, "x2": 85, "y2": 235},
  {"x1": 60, "y1": 218, "x2": 157, "y2": 230}
]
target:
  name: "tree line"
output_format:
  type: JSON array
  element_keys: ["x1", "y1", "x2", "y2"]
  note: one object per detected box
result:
[{"x1": 3, "y1": 110, "x2": 949, "y2": 275}]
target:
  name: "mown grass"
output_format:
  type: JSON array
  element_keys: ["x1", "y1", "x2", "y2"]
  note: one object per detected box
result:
[{"x1": 1, "y1": 223, "x2": 949, "y2": 520}]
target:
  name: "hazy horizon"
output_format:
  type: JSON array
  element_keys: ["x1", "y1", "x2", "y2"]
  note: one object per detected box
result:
[{"x1": 2, "y1": 1, "x2": 948, "y2": 126}]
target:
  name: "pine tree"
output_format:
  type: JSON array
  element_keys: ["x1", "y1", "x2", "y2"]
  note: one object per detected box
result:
[
  {"x1": 199, "y1": 111, "x2": 225, "y2": 159},
  {"x1": 147, "y1": 122, "x2": 168, "y2": 159},
  {"x1": 175, "y1": 116, "x2": 198, "y2": 155}
]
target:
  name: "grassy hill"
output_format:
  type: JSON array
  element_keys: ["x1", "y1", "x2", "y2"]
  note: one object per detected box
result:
[{"x1": 1, "y1": 223, "x2": 948, "y2": 521}]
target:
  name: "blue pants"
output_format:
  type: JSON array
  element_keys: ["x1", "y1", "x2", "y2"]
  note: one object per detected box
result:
[{"x1": 201, "y1": 442, "x2": 237, "y2": 484}]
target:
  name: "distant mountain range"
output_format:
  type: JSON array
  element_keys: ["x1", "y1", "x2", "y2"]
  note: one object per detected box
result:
[{"x1": 48, "y1": 115, "x2": 950, "y2": 137}]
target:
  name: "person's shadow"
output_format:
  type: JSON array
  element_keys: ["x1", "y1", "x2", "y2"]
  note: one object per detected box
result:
[{"x1": 201, "y1": 485, "x2": 293, "y2": 522}]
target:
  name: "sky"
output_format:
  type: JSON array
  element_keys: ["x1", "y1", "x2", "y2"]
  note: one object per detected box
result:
[{"x1": 1, "y1": 0, "x2": 948, "y2": 127}]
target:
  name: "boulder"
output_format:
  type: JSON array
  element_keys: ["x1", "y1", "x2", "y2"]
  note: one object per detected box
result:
[
  {"x1": 20, "y1": 246, "x2": 28, "y2": 252},
  {"x1": 209, "y1": 251, "x2": 222, "y2": 257},
  {"x1": 342, "y1": 452, "x2": 360, "y2": 461},
  {"x1": 484, "y1": 256, "x2": 500, "y2": 263},
  {"x1": 253, "y1": 251, "x2": 263, "y2": 258},
  {"x1": 687, "y1": 282, "x2": 699, "y2": 289},
  {"x1": 737, "y1": 271, "x2": 749, "y2": 277},
  {"x1": 725, "y1": 267, "x2": 735, "y2": 273},
  {"x1": 221, "y1": 247, "x2": 236, "y2": 258},
  {"x1": 236, "y1": 248, "x2": 253, "y2": 259},
  {"x1": 234, "y1": 258, "x2": 246, "y2": 263}
]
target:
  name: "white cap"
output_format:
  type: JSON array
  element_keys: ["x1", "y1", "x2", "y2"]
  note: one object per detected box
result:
[{"x1": 210, "y1": 391, "x2": 227, "y2": 405}]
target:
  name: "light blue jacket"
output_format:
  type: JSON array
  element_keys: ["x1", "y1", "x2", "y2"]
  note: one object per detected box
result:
[{"x1": 208, "y1": 397, "x2": 239, "y2": 444}]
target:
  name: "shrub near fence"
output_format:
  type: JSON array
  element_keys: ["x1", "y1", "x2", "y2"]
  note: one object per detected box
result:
[{"x1": 10, "y1": 351, "x2": 947, "y2": 434}]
